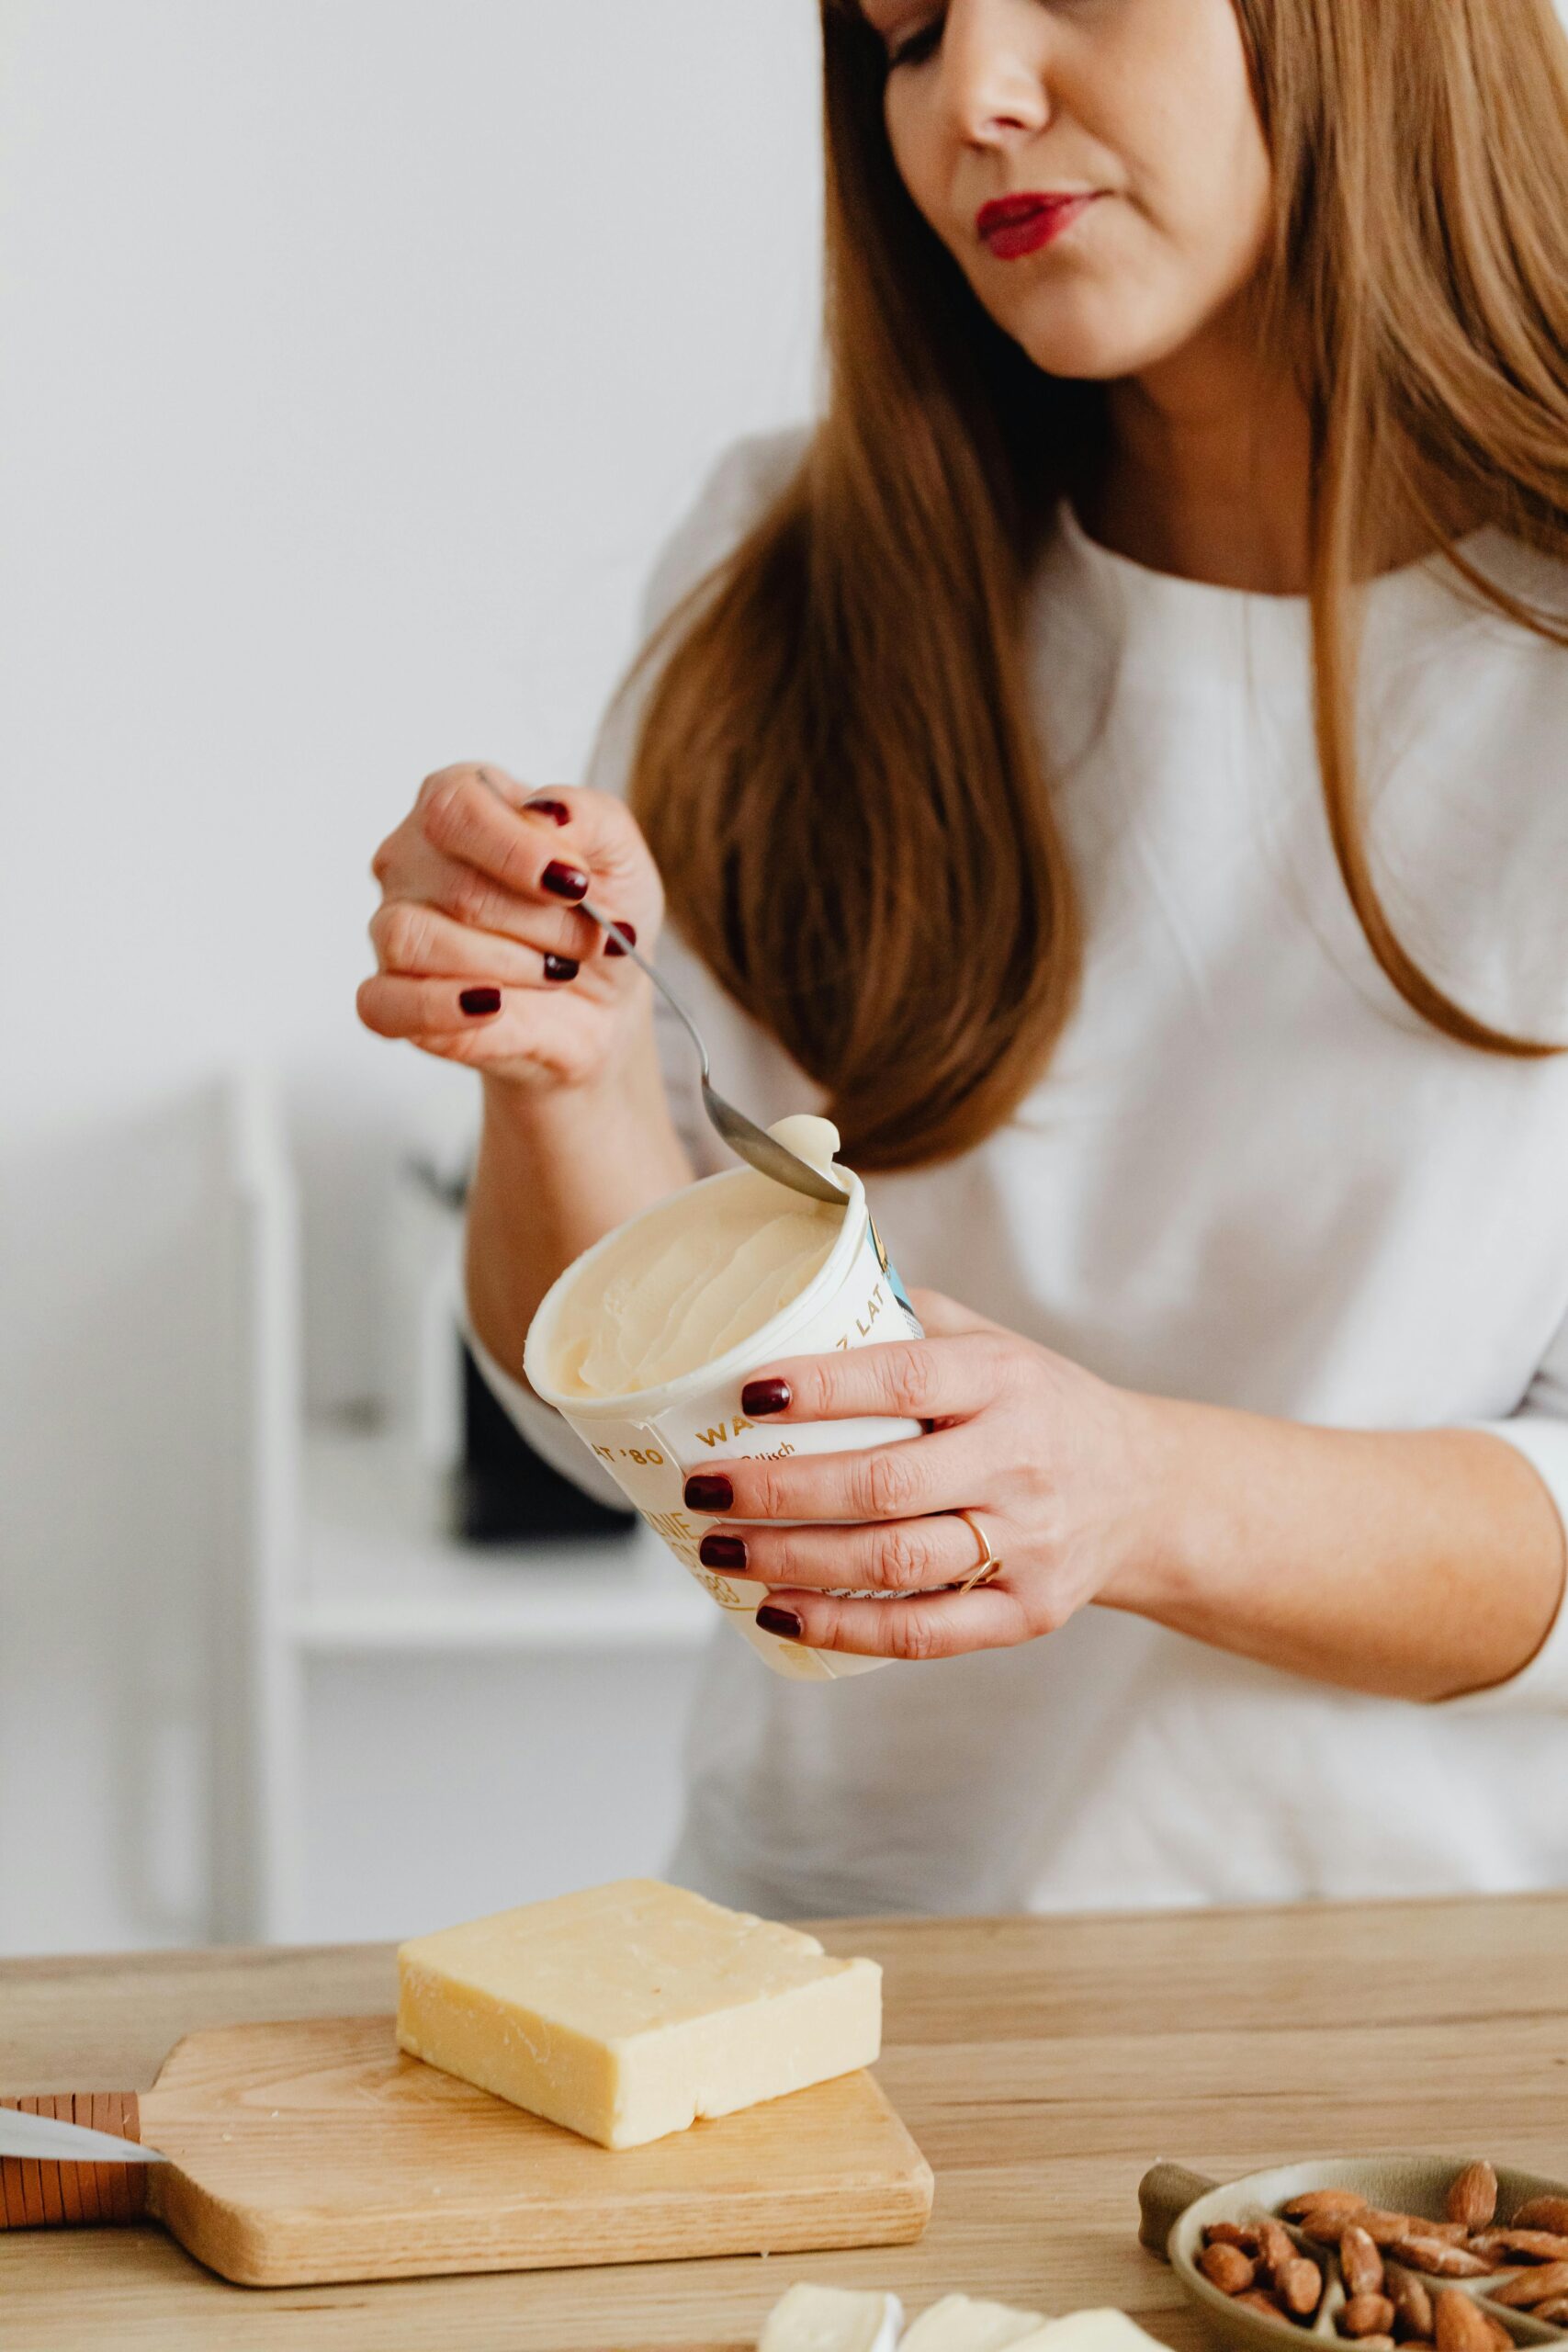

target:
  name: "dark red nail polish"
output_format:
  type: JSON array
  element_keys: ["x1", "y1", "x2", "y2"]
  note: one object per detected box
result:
[
  {"x1": 604, "y1": 921, "x2": 637, "y2": 958},
  {"x1": 525, "y1": 797, "x2": 570, "y2": 825},
  {"x1": 700, "y1": 1533, "x2": 749, "y2": 1571},
  {"x1": 757, "y1": 1605, "x2": 803, "y2": 1641},
  {"x1": 741, "y1": 1378, "x2": 791, "y2": 1417},
  {"x1": 684, "y1": 1474, "x2": 734, "y2": 1513},
  {"x1": 542, "y1": 860, "x2": 590, "y2": 901},
  {"x1": 459, "y1": 987, "x2": 502, "y2": 1016},
  {"x1": 543, "y1": 955, "x2": 579, "y2": 983}
]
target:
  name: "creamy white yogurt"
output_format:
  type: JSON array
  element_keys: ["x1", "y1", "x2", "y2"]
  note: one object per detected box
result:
[{"x1": 548, "y1": 1117, "x2": 847, "y2": 1399}]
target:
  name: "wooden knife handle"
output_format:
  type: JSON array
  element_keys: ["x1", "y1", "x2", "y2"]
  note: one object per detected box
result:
[
  {"x1": 0, "y1": 2094, "x2": 148, "y2": 2229},
  {"x1": 1139, "y1": 2159, "x2": 1220, "y2": 2256}
]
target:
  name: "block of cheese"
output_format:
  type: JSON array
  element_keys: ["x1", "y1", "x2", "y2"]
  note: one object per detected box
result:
[
  {"x1": 396, "y1": 1877, "x2": 882, "y2": 2150},
  {"x1": 900, "y1": 2297, "x2": 1047, "y2": 2352},
  {"x1": 1016, "y1": 2316, "x2": 1164, "y2": 2352},
  {"x1": 760, "y1": 2283, "x2": 904, "y2": 2352}
]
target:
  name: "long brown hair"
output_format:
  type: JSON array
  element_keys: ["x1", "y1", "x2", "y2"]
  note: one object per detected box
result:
[{"x1": 627, "y1": 0, "x2": 1568, "y2": 1170}]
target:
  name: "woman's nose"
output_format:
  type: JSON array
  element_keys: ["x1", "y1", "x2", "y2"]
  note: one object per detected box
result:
[{"x1": 938, "y1": 0, "x2": 1053, "y2": 149}]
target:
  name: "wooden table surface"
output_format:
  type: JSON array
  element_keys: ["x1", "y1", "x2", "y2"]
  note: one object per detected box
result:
[{"x1": 3, "y1": 1894, "x2": 1565, "y2": 2352}]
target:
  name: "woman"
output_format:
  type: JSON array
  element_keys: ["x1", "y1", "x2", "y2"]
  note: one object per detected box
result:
[{"x1": 360, "y1": 0, "x2": 1568, "y2": 1917}]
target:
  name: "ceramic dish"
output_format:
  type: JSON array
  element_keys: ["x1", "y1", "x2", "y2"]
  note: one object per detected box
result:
[{"x1": 1139, "y1": 2156, "x2": 1568, "y2": 2352}]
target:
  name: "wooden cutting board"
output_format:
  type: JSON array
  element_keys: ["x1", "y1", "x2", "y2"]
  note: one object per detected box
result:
[{"x1": 0, "y1": 2014, "x2": 933, "y2": 2288}]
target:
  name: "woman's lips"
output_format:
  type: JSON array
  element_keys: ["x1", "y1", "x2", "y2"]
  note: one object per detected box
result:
[{"x1": 976, "y1": 191, "x2": 1098, "y2": 260}]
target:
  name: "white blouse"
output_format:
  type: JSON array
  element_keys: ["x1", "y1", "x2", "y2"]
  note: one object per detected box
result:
[{"x1": 476, "y1": 430, "x2": 1568, "y2": 1919}]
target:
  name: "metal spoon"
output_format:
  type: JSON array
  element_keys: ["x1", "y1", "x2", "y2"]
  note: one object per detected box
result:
[{"x1": 579, "y1": 900, "x2": 848, "y2": 1205}]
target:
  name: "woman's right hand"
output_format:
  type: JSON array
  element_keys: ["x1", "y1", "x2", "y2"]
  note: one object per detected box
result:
[{"x1": 357, "y1": 764, "x2": 665, "y2": 1092}]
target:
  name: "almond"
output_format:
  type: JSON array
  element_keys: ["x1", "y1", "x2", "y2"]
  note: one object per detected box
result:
[
  {"x1": 1201, "y1": 2243, "x2": 1259, "y2": 2295},
  {"x1": 1349, "y1": 2335, "x2": 1398, "y2": 2348},
  {"x1": 1280, "y1": 2259, "x2": 1324, "y2": 2317},
  {"x1": 1235, "y1": 2290, "x2": 1291, "y2": 2321},
  {"x1": 1303, "y1": 2205, "x2": 1416, "y2": 2246},
  {"x1": 1470, "y1": 2232, "x2": 1568, "y2": 2266},
  {"x1": 1208, "y1": 2222, "x2": 1264, "y2": 2253},
  {"x1": 1389, "y1": 2270, "x2": 1436, "y2": 2339},
  {"x1": 1392, "y1": 2242, "x2": 1494, "y2": 2279},
  {"x1": 1447, "y1": 2165, "x2": 1499, "y2": 2233},
  {"x1": 1286, "y1": 2191, "x2": 1371, "y2": 2223},
  {"x1": 1434, "y1": 2287, "x2": 1495, "y2": 2352},
  {"x1": 1479, "y1": 2319, "x2": 1512, "y2": 2352},
  {"x1": 1258, "y1": 2220, "x2": 1300, "y2": 2278},
  {"x1": 1354, "y1": 2214, "x2": 1467, "y2": 2250},
  {"x1": 1343, "y1": 2228, "x2": 1388, "y2": 2299},
  {"x1": 1532, "y1": 2296, "x2": 1568, "y2": 2325},
  {"x1": 1344, "y1": 2297, "x2": 1399, "y2": 2337},
  {"x1": 1514, "y1": 2200, "x2": 1568, "y2": 2237},
  {"x1": 1487, "y1": 2264, "x2": 1568, "y2": 2309}
]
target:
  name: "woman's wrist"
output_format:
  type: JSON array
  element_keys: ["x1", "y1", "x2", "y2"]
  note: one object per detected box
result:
[
  {"x1": 479, "y1": 998, "x2": 661, "y2": 1131},
  {"x1": 479, "y1": 1000, "x2": 688, "y2": 1174},
  {"x1": 1092, "y1": 1386, "x2": 1208, "y2": 1619},
  {"x1": 1092, "y1": 1390, "x2": 1567, "y2": 1700}
]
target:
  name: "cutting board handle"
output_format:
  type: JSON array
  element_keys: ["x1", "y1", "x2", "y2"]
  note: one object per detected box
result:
[
  {"x1": 0, "y1": 2094, "x2": 149, "y2": 2229},
  {"x1": 1139, "y1": 2160, "x2": 1219, "y2": 2256}
]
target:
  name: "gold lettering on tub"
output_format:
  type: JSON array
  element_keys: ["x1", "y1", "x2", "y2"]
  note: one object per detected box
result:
[
  {"x1": 832, "y1": 1279, "x2": 886, "y2": 1351},
  {"x1": 694, "y1": 1415, "x2": 759, "y2": 1450},
  {"x1": 697, "y1": 1571, "x2": 753, "y2": 1611}
]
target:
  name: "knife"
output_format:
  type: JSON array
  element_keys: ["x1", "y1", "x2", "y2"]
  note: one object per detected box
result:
[{"x1": 0, "y1": 2106, "x2": 167, "y2": 2165}]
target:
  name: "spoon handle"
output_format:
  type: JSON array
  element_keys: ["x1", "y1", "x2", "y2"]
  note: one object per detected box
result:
[
  {"x1": 578, "y1": 900, "x2": 847, "y2": 1204},
  {"x1": 580, "y1": 900, "x2": 710, "y2": 1081}
]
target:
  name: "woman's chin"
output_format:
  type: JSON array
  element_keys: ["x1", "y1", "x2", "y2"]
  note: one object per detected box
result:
[{"x1": 997, "y1": 294, "x2": 1205, "y2": 385}]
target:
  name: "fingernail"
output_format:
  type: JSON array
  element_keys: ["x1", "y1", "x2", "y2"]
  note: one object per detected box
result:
[
  {"x1": 459, "y1": 987, "x2": 502, "y2": 1016},
  {"x1": 604, "y1": 921, "x2": 637, "y2": 958},
  {"x1": 757, "y1": 1605, "x2": 803, "y2": 1641},
  {"x1": 542, "y1": 860, "x2": 590, "y2": 901},
  {"x1": 525, "y1": 797, "x2": 570, "y2": 825},
  {"x1": 699, "y1": 1533, "x2": 749, "y2": 1571},
  {"x1": 741, "y1": 1378, "x2": 791, "y2": 1417},
  {"x1": 543, "y1": 955, "x2": 579, "y2": 983},
  {"x1": 683, "y1": 1474, "x2": 734, "y2": 1513}
]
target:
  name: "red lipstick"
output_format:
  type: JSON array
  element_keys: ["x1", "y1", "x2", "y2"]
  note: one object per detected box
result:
[{"x1": 976, "y1": 191, "x2": 1097, "y2": 259}]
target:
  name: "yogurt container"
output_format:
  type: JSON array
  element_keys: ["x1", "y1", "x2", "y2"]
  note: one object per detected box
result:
[{"x1": 524, "y1": 1137, "x2": 922, "y2": 1681}]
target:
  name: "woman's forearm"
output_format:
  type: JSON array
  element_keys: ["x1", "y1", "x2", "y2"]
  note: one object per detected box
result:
[
  {"x1": 464, "y1": 1037, "x2": 694, "y2": 1376},
  {"x1": 1110, "y1": 1401, "x2": 1568, "y2": 1702}
]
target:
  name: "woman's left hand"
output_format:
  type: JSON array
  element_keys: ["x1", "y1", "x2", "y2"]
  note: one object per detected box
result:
[{"x1": 683, "y1": 1287, "x2": 1171, "y2": 1660}]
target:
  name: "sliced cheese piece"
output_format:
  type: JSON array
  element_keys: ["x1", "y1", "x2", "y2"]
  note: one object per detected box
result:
[
  {"x1": 760, "y1": 2282, "x2": 904, "y2": 2352},
  {"x1": 1017, "y1": 2314, "x2": 1165, "y2": 2352},
  {"x1": 900, "y1": 2295, "x2": 1047, "y2": 2352},
  {"x1": 396, "y1": 1877, "x2": 882, "y2": 2150}
]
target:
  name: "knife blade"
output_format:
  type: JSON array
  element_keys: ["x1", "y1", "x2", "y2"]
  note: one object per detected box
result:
[{"x1": 0, "y1": 2107, "x2": 167, "y2": 2165}]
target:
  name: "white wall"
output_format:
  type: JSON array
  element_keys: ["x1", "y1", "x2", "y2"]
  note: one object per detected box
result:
[{"x1": 0, "y1": 0, "x2": 822, "y2": 1954}]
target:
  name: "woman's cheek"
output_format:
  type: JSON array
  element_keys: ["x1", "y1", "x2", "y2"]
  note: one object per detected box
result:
[{"x1": 883, "y1": 101, "x2": 943, "y2": 237}]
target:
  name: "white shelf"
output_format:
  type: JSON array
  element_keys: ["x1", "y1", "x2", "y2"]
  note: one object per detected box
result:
[
  {"x1": 295, "y1": 1428, "x2": 713, "y2": 1655},
  {"x1": 212, "y1": 1072, "x2": 714, "y2": 1942}
]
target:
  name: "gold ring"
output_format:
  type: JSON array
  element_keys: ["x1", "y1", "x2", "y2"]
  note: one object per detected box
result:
[{"x1": 953, "y1": 1508, "x2": 1003, "y2": 1593}]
